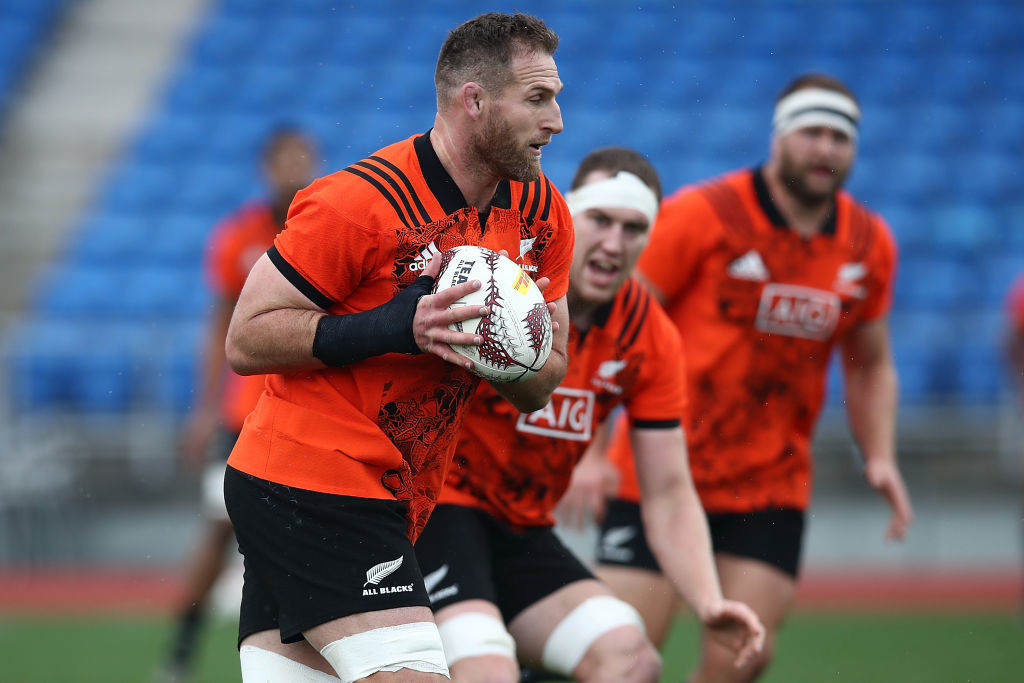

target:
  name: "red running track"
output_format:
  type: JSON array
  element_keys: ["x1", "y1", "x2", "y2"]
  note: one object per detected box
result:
[{"x1": 0, "y1": 568, "x2": 1020, "y2": 615}]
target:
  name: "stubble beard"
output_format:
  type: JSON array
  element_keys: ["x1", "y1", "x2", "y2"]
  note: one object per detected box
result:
[
  {"x1": 471, "y1": 114, "x2": 541, "y2": 183},
  {"x1": 778, "y1": 154, "x2": 848, "y2": 208}
]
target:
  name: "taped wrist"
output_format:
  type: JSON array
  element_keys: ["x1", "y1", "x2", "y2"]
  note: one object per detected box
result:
[{"x1": 312, "y1": 275, "x2": 434, "y2": 367}]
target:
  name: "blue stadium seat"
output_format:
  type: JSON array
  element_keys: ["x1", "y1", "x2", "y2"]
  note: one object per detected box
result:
[
  {"x1": 892, "y1": 251, "x2": 981, "y2": 312},
  {"x1": 927, "y1": 203, "x2": 1002, "y2": 253},
  {"x1": 34, "y1": 265, "x2": 125, "y2": 319}
]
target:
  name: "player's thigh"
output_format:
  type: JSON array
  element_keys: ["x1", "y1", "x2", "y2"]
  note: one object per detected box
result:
[
  {"x1": 595, "y1": 565, "x2": 679, "y2": 647},
  {"x1": 714, "y1": 553, "x2": 795, "y2": 633},
  {"x1": 240, "y1": 629, "x2": 337, "y2": 676},
  {"x1": 593, "y1": 499, "x2": 679, "y2": 646},
  {"x1": 508, "y1": 579, "x2": 655, "y2": 678},
  {"x1": 705, "y1": 507, "x2": 804, "y2": 633}
]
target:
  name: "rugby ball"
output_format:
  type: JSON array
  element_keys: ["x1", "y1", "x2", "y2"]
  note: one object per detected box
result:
[{"x1": 433, "y1": 245, "x2": 552, "y2": 383}]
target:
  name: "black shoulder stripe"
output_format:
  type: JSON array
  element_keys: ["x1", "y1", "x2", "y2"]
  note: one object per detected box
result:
[
  {"x1": 631, "y1": 417, "x2": 681, "y2": 430},
  {"x1": 518, "y1": 181, "x2": 531, "y2": 215},
  {"x1": 267, "y1": 245, "x2": 335, "y2": 309},
  {"x1": 621, "y1": 287, "x2": 651, "y2": 350},
  {"x1": 527, "y1": 179, "x2": 543, "y2": 221},
  {"x1": 848, "y1": 203, "x2": 872, "y2": 258},
  {"x1": 367, "y1": 155, "x2": 432, "y2": 225},
  {"x1": 539, "y1": 177, "x2": 553, "y2": 221},
  {"x1": 704, "y1": 182, "x2": 756, "y2": 239},
  {"x1": 342, "y1": 166, "x2": 411, "y2": 229},
  {"x1": 616, "y1": 280, "x2": 641, "y2": 347},
  {"x1": 353, "y1": 160, "x2": 419, "y2": 227}
]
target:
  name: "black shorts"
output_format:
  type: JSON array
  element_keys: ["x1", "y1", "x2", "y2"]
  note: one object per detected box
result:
[
  {"x1": 224, "y1": 466, "x2": 431, "y2": 645},
  {"x1": 414, "y1": 504, "x2": 595, "y2": 624},
  {"x1": 595, "y1": 499, "x2": 805, "y2": 578}
]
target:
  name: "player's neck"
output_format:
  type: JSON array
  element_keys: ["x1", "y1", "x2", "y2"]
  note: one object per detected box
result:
[
  {"x1": 567, "y1": 290, "x2": 597, "y2": 333},
  {"x1": 761, "y1": 164, "x2": 833, "y2": 239},
  {"x1": 429, "y1": 121, "x2": 500, "y2": 213}
]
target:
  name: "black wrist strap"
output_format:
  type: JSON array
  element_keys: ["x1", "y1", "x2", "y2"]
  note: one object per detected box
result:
[{"x1": 312, "y1": 275, "x2": 435, "y2": 367}]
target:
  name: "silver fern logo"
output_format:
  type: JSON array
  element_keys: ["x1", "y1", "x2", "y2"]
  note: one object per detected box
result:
[
  {"x1": 363, "y1": 556, "x2": 404, "y2": 587},
  {"x1": 361, "y1": 555, "x2": 416, "y2": 597},
  {"x1": 598, "y1": 525, "x2": 637, "y2": 563}
]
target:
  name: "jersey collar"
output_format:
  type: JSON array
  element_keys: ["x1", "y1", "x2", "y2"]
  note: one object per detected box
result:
[
  {"x1": 415, "y1": 132, "x2": 512, "y2": 215},
  {"x1": 752, "y1": 165, "x2": 837, "y2": 236}
]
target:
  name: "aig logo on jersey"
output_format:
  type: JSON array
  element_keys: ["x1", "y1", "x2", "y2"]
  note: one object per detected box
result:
[
  {"x1": 517, "y1": 387, "x2": 594, "y2": 441},
  {"x1": 756, "y1": 283, "x2": 840, "y2": 341}
]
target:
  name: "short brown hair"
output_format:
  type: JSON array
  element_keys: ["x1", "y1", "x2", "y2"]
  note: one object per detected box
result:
[
  {"x1": 435, "y1": 12, "x2": 558, "y2": 107},
  {"x1": 569, "y1": 147, "x2": 663, "y2": 203},
  {"x1": 776, "y1": 73, "x2": 859, "y2": 106}
]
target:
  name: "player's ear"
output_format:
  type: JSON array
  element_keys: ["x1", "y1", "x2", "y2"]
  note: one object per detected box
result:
[{"x1": 461, "y1": 82, "x2": 485, "y2": 120}]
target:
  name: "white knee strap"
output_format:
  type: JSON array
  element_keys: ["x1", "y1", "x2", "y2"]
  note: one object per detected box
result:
[
  {"x1": 239, "y1": 645, "x2": 341, "y2": 682},
  {"x1": 437, "y1": 612, "x2": 516, "y2": 665},
  {"x1": 319, "y1": 622, "x2": 450, "y2": 683},
  {"x1": 541, "y1": 595, "x2": 645, "y2": 676}
]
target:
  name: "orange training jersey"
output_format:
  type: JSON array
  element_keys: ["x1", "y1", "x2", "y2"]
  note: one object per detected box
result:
[
  {"x1": 227, "y1": 133, "x2": 574, "y2": 540},
  {"x1": 608, "y1": 167, "x2": 896, "y2": 513},
  {"x1": 205, "y1": 202, "x2": 280, "y2": 432},
  {"x1": 438, "y1": 278, "x2": 686, "y2": 528}
]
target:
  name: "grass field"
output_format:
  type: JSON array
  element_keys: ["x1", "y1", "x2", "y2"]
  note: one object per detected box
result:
[{"x1": 1, "y1": 610, "x2": 1021, "y2": 682}]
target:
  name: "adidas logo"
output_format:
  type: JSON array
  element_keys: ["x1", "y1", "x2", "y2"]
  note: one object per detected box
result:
[
  {"x1": 727, "y1": 250, "x2": 769, "y2": 282},
  {"x1": 409, "y1": 241, "x2": 441, "y2": 272}
]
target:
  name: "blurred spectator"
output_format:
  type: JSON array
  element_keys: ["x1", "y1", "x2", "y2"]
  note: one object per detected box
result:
[{"x1": 155, "y1": 127, "x2": 317, "y2": 683}]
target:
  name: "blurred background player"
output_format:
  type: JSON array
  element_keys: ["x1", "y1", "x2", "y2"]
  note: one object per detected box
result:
[
  {"x1": 1002, "y1": 272, "x2": 1024, "y2": 616},
  {"x1": 415, "y1": 147, "x2": 764, "y2": 683},
  {"x1": 155, "y1": 127, "x2": 318, "y2": 682},
  {"x1": 574, "y1": 73, "x2": 915, "y2": 682},
  {"x1": 221, "y1": 13, "x2": 573, "y2": 682}
]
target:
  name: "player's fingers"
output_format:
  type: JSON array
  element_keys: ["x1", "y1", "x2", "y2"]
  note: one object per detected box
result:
[
  {"x1": 592, "y1": 494, "x2": 607, "y2": 525},
  {"x1": 431, "y1": 279, "x2": 482, "y2": 308},
  {"x1": 881, "y1": 480, "x2": 913, "y2": 541},
  {"x1": 534, "y1": 275, "x2": 551, "y2": 293},
  {"x1": 429, "y1": 343, "x2": 475, "y2": 371},
  {"x1": 422, "y1": 253, "x2": 443, "y2": 278},
  {"x1": 446, "y1": 302, "x2": 489, "y2": 325}
]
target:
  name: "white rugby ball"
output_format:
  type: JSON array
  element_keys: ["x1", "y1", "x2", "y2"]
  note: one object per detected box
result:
[{"x1": 433, "y1": 245, "x2": 552, "y2": 383}]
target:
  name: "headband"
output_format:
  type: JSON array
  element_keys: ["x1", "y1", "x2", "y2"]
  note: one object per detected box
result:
[
  {"x1": 565, "y1": 171, "x2": 659, "y2": 226},
  {"x1": 772, "y1": 87, "x2": 861, "y2": 140}
]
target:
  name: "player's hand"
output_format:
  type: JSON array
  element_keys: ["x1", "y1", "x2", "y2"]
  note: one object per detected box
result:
[
  {"x1": 178, "y1": 411, "x2": 217, "y2": 470},
  {"x1": 698, "y1": 599, "x2": 766, "y2": 670},
  {"x1": 412, "y1": 254, "x2": 487, "y2": 370},
  {"x1": 864, "y1": 458, "x2": 914, "y2": 541},
  {"x1": 500, "y1": 249, "x2": 559, "y2": 335},
  {"x1": 556, "y1": 449, "x2": 619, "y2": 530}
]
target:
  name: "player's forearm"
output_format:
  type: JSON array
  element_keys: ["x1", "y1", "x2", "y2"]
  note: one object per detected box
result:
[
  {"x1": 490, "y1": 344, "x2": 568, "y2": 413},
  {"x1": 226, "y1": 307, "x2": 324, "y2": 375},
  {"x1": 641, "y1": 483, "x2": 724, "y2": 619},
  {"x1": 844, "y1": 357, "x2": 898, "y2": 465}
]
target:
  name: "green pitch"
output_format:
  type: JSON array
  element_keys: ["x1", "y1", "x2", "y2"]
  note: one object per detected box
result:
[{"x1": 0, "y1": 611, "x2": 1021, "y2": 682}]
